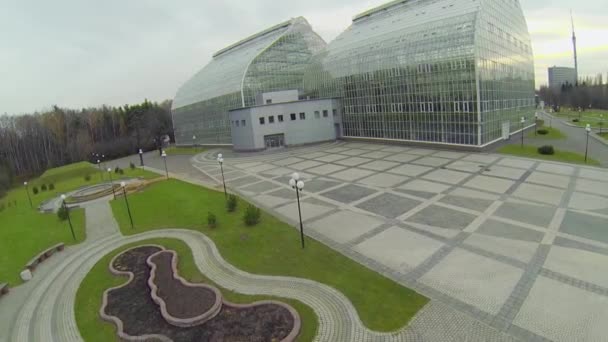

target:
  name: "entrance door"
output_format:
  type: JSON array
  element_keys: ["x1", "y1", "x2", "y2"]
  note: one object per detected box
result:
[
  {"x1": 334, "y1": 123, "x2": 342, "y2": 139},
  {"x1": 502, "y1": 122, "x2": 510, "y2": 140},
  {"x1": 264, "y1": 134, "x2": 285, "y2": 149}
]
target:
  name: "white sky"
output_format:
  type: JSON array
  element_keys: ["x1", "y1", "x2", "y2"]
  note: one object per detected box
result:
[{"x1": 0, "y1": 0, "x2": 606, "y2": 114}]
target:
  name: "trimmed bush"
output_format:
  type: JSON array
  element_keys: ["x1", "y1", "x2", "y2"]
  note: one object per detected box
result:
[
  {"x1": 538, "y1": 145, "x2": 555, "y2": 155},
  {"x1": 32, "y1": 186, "x2": 39, "y2": 195},
  {"x1": 129, "y1": 162, "x2": 136, "y2": 170},
  {"x1": 537, "y1": 129, "x2": 549, "y2": 135},
  {"x1": 57, "y1": 206, "x2": 69, "y2": 221},
  {"x1": 243, "y1": 204, "x2": 261, "y2": 226},
  {"x1": 41, "y1": 184, "x2": 48, "y2": 191},
  {"x1": 118, "y1": 168, "x2": 124, "y2": 175},
  {"x1": 572, "y1": 118, "x2": 579, "y2": 123},
  {"x1": 84, "y1": 174, "x2": 92, "y2": 181},
  {"x1": 114, "y1": 166, "x2": 121, "y2": 174},
  {"x1": 207, "y1": 212, "x2": 217, "y2": 228},
  {"x1": 226, "y1": 194, "x2": 237, "y2": 212},
  {"x1": 49, "y1": 183, "x2": 55, "y2": 191}
]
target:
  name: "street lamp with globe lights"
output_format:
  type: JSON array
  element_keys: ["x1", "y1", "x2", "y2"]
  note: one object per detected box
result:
[
  {"x1": 217, "y1": 154, "x2": 227, "y2": 199},
  {"x1": 289, "y1": 172, "x2": 306, "y2": 249},
  {"x1": 585, "y1": 124, "x2": 591, "y2": 163},
  {"x1": 520, "y1": 117, "x2": 526, "y2": 148},
  {"x1": 107, "y1": 168, "x2": 116, "y2": 199},
  {"x1": 120, "y1": 181, "x2": 134, "y2": 229},
  {"x1": 138, "y1": 148, "x2": 144, "y2": 167},
  {"x1": 24, "y1": 181, "x2": 32, "y2": 209},
  {"x1": 60, "y1": 194, "x2": 76, "y2": 241},
  {"x1": 161, "y1": 151, "x2": 169, "y2": 179},
  {"x1": 97, "y1": 159, "x2": 103, "y2": 181}
]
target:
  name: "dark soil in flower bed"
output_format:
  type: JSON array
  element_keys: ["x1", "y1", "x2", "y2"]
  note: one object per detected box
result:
[
  {"x1": 149, "y1": 251, "x2": 218, "y2": 320},
  {"x1": 103, "y1": 246, "x2": 297, "y2": 342}
]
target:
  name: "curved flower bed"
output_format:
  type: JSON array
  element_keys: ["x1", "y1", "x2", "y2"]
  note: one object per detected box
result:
[{"x1": 100, "y1": 245, "x2": 300, "y2": 341}]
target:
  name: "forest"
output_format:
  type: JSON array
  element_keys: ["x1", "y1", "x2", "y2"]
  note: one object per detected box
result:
[
  {"x1": 538, "y1": 74, "x2": 608, "y2": 110},
  {"x1": 0, "y1": 100, "x2": 173, "y2": 197}
]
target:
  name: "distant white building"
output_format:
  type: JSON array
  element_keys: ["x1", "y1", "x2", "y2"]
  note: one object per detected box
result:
[{"x1": 548, "y1": 66, "x2": 576, "y2": 88}]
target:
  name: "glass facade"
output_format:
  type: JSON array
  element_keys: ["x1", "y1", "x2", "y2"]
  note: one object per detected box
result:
[
  {"x1": 303, "y1": 0, "x2": 535, "y2": 146},
  {"x1": 172, "y1": 17, "x2": 326, "y2": 145}
]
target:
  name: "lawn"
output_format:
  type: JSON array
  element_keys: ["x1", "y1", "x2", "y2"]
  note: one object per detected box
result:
[
  {"x1": 75, "y1": 238, "x2": 318, "y2": 342},
  {"x1": 527, "y1": 126, "x2": 566, "y2": 139},
  {"x1": 110, "y1": 179, "x2": 429, "y2": 332},
  {"x1": 554, "y1": 108, "x2": 607, "y2": 128},
  {"x1": 498, "y1": 145, "x2": 600, "y2": 166},
  {"x1": 163, "y1": 146, "x2": 204, "y2": 155},
  {"x1": 599, "y1": 132, "x2": 608, "y2": 141},
  {"x1": 0, "y1": 162, "x2": 158, "y2": 286}
]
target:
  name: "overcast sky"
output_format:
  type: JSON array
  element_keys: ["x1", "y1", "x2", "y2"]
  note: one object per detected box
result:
[{"x1": 1, "y1": 0, "x2": 606, "y2": 114}]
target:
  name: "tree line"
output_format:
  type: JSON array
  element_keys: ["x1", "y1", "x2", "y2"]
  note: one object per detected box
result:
[
  {"x1": 538, "y1": 74, "x2": 608, "y2": 110},
  {"x1": 0, "y1": 100, "x2": 173, "y2": 197}
]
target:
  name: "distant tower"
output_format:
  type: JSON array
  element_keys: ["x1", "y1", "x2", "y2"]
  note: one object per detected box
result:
[{"x1": 571, "y1": 10, "x2": 578, "y2": 84}]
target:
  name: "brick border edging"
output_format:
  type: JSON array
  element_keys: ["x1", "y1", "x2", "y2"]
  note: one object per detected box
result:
[
  {"x1": 99, "y1": 244, "x2": 172, "y2": 342},
  {"x1": 146, "y1": 250, "x2": 223, "y2": 327}
]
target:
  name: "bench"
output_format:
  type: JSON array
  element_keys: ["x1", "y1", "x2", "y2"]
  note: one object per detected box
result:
[
  {"x1": 0, "y1": 283, "x2": 8, "y2": 296},
  {"x1": 25, "y1": 243, "x2": 66, "y2": 272}
]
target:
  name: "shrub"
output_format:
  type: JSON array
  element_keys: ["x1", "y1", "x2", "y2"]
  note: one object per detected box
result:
[
  {"x1": 32, "y1": 186, "x2": 39, "y2": 195},
  {"x1": 118, "y1": 168, "x2": 124, "y2": 175},
  {"x1": 41, "y1": 184, "x2": 47, "y2": 191},
  {"x1": 537, "y1": 129, "x2": 549, "y2": 135},
  {"x1": 129, "y1": 162, "x2": 136, "y2": 170},
  {"x1": 49, "y1": 183, "x2": 55, "y2": 191},
  {"x1": 57, "y1": 206, "x2": 69, "y2": 221},
  {"x1": 226, "y1": 194, "x2": 238, "y2": 212},
  {"x1": 572, "y1": 118, "x2": 579, "y2": 123},
  {"x1": 207, "y1": 212, "x2": 217, "y2": 228},
  {"x1": 243, "y1": 204, "x2": 261, "y2": 226},
  {"x1": 114, "y1": 167, "x2": 121, "y2": 174},
  {"x1": 538, "y1": 145, "x2": 555, "y2": 155},
  {"x1": 84, "y1": 174, "x2": 91, "y2": 181}
]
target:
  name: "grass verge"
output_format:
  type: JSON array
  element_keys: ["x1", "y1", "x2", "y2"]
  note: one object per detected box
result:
[
  {"x1": 527, "y1": 126, "x2": 566, "y2": 139},
  {"x1": 111, "y1": 179, "x2": 428, "y2": 332},
  {"x1": 163, "y1": 146, "x2": 204, "y2": 155},
  {"x1": 75, "y1": 238, "x2": 317, "y2": 342},
  {"x1": 498, "y1": 145, "x2": 600, "y2": 165}
]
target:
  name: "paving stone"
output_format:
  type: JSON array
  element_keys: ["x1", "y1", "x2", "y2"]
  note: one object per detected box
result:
[
  {"x1": 432, "y1": 151, "x2": 467, "y2": 159},
  {"x1": 511, "y1": 183, "x2": 565, "y2": 206},
  {"x1": 259, "y1": 167, "x2": 294, "y2": 177},
  {"x1": 247, "y1": 163, "x2": 278, "y2": 173},
  {"x1": 272, "y1": 157, "x2": 305, "y2": 166},
  {"x1": 575, "y1": 178, "x2": 608, "y2": 196},
  {"x1": 356, "y1": 193, "x2": 421, "y2": 218},
  {"x1": 223, "y1": 170, "x2": 248, "y2": 181},
  {"x1": 464, "y1": 233, "x2": 538, "y2": 263},
  {"x1": 358, "y1": 160, "x2": 400, "y2": 172},
  {"x1": 462, "y1": 154, "x2": 499, "y2": 164},
  {"x1": 439, "y1": 195, "x2": 493, "y2": 212},
  {"x1": 387, "y1": 164, "x2": 433, "y2": 177},
  {"x1": 420, "y1": 247, "x2": 523, "y2": 315},
  {"x1": 412, "y1": 157, "x2": 452, "y2": 167},
  {"x1": 560, "y1": 211, "x2": 608, "y2": 244},
  {"x1": 357, "y1": 173, "x2": 408, "y2": 188},
  {"x1": 228, "y1": 175, "x2": 262, "y2": 187},
  {"x1": 289, "y1": 160, "x2": 324, "y2": 170},
  {"x1": 275, "y1": 201, "x2": 333, "y2": 221},
  {"x1": 309, "y1": 210, "x2": 384, "y2": 244},
  {"x1": 464, "y1": 175, "x2": 515, "y2": 194},
  {"x1": 233, "y1": 161, "x2": 264, "y2": 170},
  {"x1": 477, "y1": 219, "x2": 545, "y2": 243},
  {"x1": 334, "y1": 157, "x2": 373, "y2": 167},
  {"x1": 360, "y1": 151, "x2": 392, "y2": 159},
  {"x1": 536, "y1": 162, "x2": 575, "y2": 176},
  {"x1": 253, "y1": 194, "x2": 290, "y2": 208},
  {"x1": 300, "y1": 178, "x2": 341, "y2": 193},
  {"x1": 394, "y1": 189, "x2": 437, "y2": 199},
  {"x1": 424, "y1": 169, "x2": 472, "y2": 185},
  {"x1": 354, "y1": 226, "x2": 444, "y2": 272},
  {"x1": 407, "y1": 148, "x2": 436, "y2": 156},
  {"x1": 568, "y1": 192, "x2": 608, "y2": 211},
  {"x1": 445, "y1": 160, "x2": 483, "y2": 173},
  {"x1": 496, "y1": 158, "x2": 536, "y2": 170},
  {"x1": 266, "y1": 188, "x2": 297, "y2": 200},
  {"x1": 494, "y1": 201, "x2": 556, "y2": 228},
  {"x1": 330, "y1": 168, "x2": 376, "y2": 182},
  {"x1": 544, "y1": 246, "x2": 608, "y2": 288},
  {"x1": 314, "y1": 154, "x2": 349, "y2": 163},
  {"x1": 380, "y1": 146, "x2": 410, "y2": 153},
  {"x1": 299, "y1": 151, "x2": 328, "y2": 160},
  {"x1": 399, "y1": 179, "x2": 451, "y2": 194},
  {"x1": 383, "y1": 153, "x2": 420, "y2": 163},
  {"x1": 306, "y1": 163, "x2": 347, "y2": 175},
  {"x1": 320, "y1": 184, "x2": 377, "y2": 204},
  {"x1": 578, "y1": 168, "x2": 608, "y2": 182},
  {"x1": 513, "y1": 276, "x2": 608, "y2": 342},
  {"x1": 340, "y1": 148, "x2": 369, "y2": 156},
  {"x1": 449, "y1": 188, "x2": 501, "y2": 201},
  {"x1": 323, "y1": 146, "x2": 351, "y2": 153},
  {"x1": 482, "y1": 166, "x2": 527, "y2": 180},
  {"x1": 524, "y1": 171, "x2": 570, "y2": 189},
  {"x1": 239, "y1": 181, "x2": 280, "y2": 193},
  {"x1": 407, "y1": 205, "x2": 477, "y2": 230}
]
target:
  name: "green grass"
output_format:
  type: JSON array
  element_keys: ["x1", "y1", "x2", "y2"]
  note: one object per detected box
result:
[
  {"x1": 599, "y1": 132, "x2": 608, "y2": 141},
  {"x1": 554, "y1": 108, "x2": 607, "y2": 128},
  {"x1": 527, "y1": 126, "x2": 567, "y2": 139},
  {"x1": 498, "y1": 145, "x2": 600, "y2": 166},
  {"x1": 110, "y1": 179, "x2": 428, "y2": 332},
  {"x1": 75, "y1": 238, "x2": 318, "y2": 342},
  {"x1": 163, "y1": 146, "x2": 204, "y2": 155}
]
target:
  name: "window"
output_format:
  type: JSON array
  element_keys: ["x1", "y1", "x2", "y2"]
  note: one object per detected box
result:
[
  {"x1": 290, "y1": 113, "x2": 296, "y2": 121},
  {"x1": 323, "y1": 110, "x2": 328, "y2": 117},
  {"x1": 299, "y1": 112, "x2": 306, "y2": 120},
  {"x1": 236, "y1": 120, "x2": 240, "y2": 127},
  {"x1": 259, "y1": 117, "x2": 265, "y2": 125},
  {"x1": 278, "y1": 115, "x2": 284, "y2": 122},
  {"x1": 269, "y1": 115, "x2": 275, "y2": 124},
  {"x1": 266, "y1": 99, "x2": 272, "y2": 104},
  {"x1": 332, "y1": 109, "x2": 337, "y2": 117},
  {"x1": 314, "y1": 111, "x2": 320, "y2": 119},
  {"x1": 241, "y1": 120, "x2": 246, "y2": 126}
]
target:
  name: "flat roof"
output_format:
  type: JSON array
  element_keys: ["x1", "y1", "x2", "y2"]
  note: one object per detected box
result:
[{"x1": 229, "y1": 97, "x2": 341, "y2": 112}]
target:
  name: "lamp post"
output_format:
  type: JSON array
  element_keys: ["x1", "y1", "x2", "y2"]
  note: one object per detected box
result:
[
  {"x1": 585, "y1": 124, "x2": 591, "y2": 163},
  {"x1": 217, "y1": 153, "x2": 227, "y2": 199},
  {"x1": 192, "y1": 135, "x2": 197, "y2": 151},
  {"x1": 107, "y1": 168, "x2": 116, "y2": 199},
  {"x1": 97, "y1": 159, "x2": 103, "y2": 181},
  {"x1": 60, "y1": 194, "x2": 76, "y2": 241},
  {"x1": 520, "y1": 117, "x2": 525, "y2": 148},
  {"x1": 121, "y1": 182, "x2": 134, "y2": 229},
  {"x1": 600, "y1": 115, "x2": 604, "y2": 135},
  {"x1": 534, "y1": 113, "x2": 538, "y2": 136},
  {"x1": 138, "y1": 148, "x2": 144, "y2": 167},
  {"x1": 161, "y1": 151, "x2": 169, "y2": 179},
  {"x1": 289, "y1": 172, "x2": 306, "y2": 249},
  {"x1": 24, "y1": 181, "x2": 32, "y2": 209}
]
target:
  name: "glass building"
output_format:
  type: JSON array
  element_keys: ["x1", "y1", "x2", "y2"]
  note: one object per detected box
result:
[
  {"x1": 172, "y1": 17, "x2": 327, "y2": 145},
  {"x1": 303, "y1": 0, "x2": 535, "y2": 146}
]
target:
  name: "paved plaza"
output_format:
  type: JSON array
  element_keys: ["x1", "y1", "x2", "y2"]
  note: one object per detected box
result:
[{"x1": 191, "y1": 141, "x2": 608, "y2": 342}]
